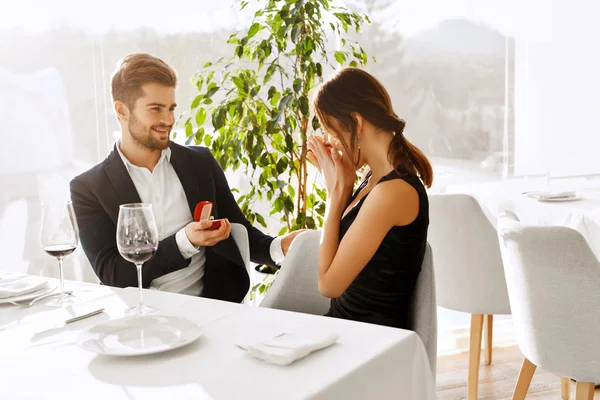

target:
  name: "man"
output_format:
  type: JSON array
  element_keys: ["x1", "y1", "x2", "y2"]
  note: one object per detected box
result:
[{"x1": 70, "y1": 53, "x2": 302, "y2": 303}]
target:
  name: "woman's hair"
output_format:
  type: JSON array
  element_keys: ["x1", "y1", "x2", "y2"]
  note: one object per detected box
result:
[
  {"x1": 111, "y1": 53, "x2": 178, "y2": 110},
  {"x1": 313, "y1": 67, "x2": 433, "y2": 188}
]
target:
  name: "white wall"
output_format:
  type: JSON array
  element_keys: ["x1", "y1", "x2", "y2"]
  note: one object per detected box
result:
[{"x1": 514, "y1": 0, "x2": 600, "y2": 177}]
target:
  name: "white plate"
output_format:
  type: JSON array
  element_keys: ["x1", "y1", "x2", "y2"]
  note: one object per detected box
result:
[
  {"x1": 0, "y1": 283, "x2": 55, "y2": 305},
  {"x1": 536, "y1": 196, "x2": 581, "y2": 202},
  {"x1": 76, "y1": 315, "x2": 203, "y2": 356}
]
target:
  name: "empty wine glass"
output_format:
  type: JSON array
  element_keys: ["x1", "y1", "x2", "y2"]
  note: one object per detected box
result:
[
  {"x1": 116, "y1": 203, "x2": 159, "y2": 317},
  {"x1": 40, "y1": 201, "x2": 79, "y2": 306}
]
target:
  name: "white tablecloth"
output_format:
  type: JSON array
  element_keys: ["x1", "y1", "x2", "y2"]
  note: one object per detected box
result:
[
  {"x1": 446, "y1": 178, "x2": 600, "y2": 259},
  {"x1": 0, "y1": 278, "x2": 435, "y2": 400}
]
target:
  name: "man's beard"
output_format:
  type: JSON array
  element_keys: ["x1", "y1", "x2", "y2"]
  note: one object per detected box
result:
[{"x1": 128, "y1": 113, "x2": 171, "y2": 151}]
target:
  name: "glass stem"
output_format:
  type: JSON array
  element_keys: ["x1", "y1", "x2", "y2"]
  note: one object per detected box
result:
[
  {"x1": 136, "y1": 263, "x2": 143, "y2": 307},
  {"x1": 58, "y1": 257, "x2": 65, "y2": 294}
]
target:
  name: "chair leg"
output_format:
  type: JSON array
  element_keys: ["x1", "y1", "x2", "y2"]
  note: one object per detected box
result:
[
  {"x1": 512, "y1": 357, "x2": 536, "y2": 400},
  {"x1": 561, "y1": 377, "x2": 570, "y2": 400},
  {"x1": 575, "y1": 382, "x2": 594, "y2": 400},
  {"x1": 468, "y1": 314, "x2": 484, "y2": 400},
  {"x1": 484, "y1": 314, "x2": 493, "y2": 365}
]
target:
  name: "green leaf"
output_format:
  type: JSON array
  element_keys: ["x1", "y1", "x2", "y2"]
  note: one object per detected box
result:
[
  {"x1": 295, "y1": 212, "x2": 305, "y2": 227},
  {"x1": 191, "y1": 94, "x2": 204, "y2": 110},
  {"x1": 195, "y1": 76, "x2": 204, "y2": 92},
  {"x1": 212, "y1": 108, "x2": 227, "y2": 130},
  {"x1": 185, "y1": 122, "x2": 193, "y2": 138},
  {"x1": 285, "y1": 134, "x2": 294, "y2": 152},
  {"x1": 299, "y1": 95, "x2": 309, "y2": 116},
  {"x1": 195, "y1": 108, "x2": 207, "y2": 126},
  {"x1": 250, "y1": 85, "x2": 261, "y2": 97},
  {"x1": 278, "y1": 226, "x2": 288, "y2": 236},
  {"x1": 334, "y1": 51, "x2": 346, "y2": 65},
  {"x1": 203, "y1": 61, "x2": 212, "y2": 68},
  {"x1": 316, "y1": 187, "x2": 327, "y2": 201},
  {"x1": 203, "y1": 135, "x2": 212, "y2": 147},
  {"x1": 306, "y1": 216, "x2": 316, "y2": 229},
  {"x1": 206, "y1": 85, "x2": 220, "y2": 98},
  {"x1": 232, "y1": 76, "x2": 245, "y2": 92},
  {"x1": 316, "y1": 63, "x2": 323, "y2": 77},
  {"x1": 270, "y1": 91, "x2": 282, "y2": 107},
  {"x1": 285, "y1": 115, "x2": 297, "y2": 132},
  {"x1": 268, "y1": 86, "x2": 277, "y2": 99},
  {"x1": 349, "y1": 60, "x2": 358, "y2": 67},
  {"x1": 255, "y1": 213, "x2": 267, "y2": 228},
  {"x1": 284, "y1": 197, "x2": 294, "y2": 213},
  {"x1": 248, "y1": 22, "x2": 261, "y2": 38},
  {"x1": 311, "y1": 115, "x2": 320, "y2": 131},
  {"x1": 274, "y1": 197, "x2": 284, "y2": 212},
  {"x1": 276, "y1": 158, "x2": 287, "y2": 174},
  {"x1": 195, "y1": 127, "x2": 205, "y2": 143},
  {"x1": 293, "y1": 78, "x2": 302, "y2": 93},
  {"x1": 291, "y1": 25, "x2": 301, "y2": 43}
]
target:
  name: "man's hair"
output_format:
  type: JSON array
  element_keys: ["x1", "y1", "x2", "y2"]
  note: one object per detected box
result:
[{"x1": 111, "y1": 53, "x2": 177, "y2": 109}]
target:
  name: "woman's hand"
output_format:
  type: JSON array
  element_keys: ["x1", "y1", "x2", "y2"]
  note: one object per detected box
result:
[{"x1": 307, "y1": 135, "x2": 355, "y2": 204}]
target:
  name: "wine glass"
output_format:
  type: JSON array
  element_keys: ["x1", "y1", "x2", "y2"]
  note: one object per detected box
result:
[
  {"x1": 40, "y1": 201, "x2": 79, "y2": 306},
  {"x1": 116, "y1": 203, "x2": 159, "y2": 317}
]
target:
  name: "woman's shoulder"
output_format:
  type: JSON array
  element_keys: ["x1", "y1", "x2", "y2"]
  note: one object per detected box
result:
[{"x1": 363, "y1": 172, "x2": 421, "y2": 226}]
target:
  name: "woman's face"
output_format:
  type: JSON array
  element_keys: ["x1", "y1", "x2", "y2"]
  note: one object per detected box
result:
[{"x1": 322, "y1": 116, "x2": 363, "y2": 170}]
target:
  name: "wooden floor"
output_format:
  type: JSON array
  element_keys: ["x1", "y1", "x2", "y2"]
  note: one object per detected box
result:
[{"x1": 437, "y1": 345, "x2": 600, "y2": 399}]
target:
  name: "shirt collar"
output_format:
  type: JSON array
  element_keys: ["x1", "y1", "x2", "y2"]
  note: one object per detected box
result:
[{"x1": 116, "y1": 140, "x2": 172, "y2": 170}]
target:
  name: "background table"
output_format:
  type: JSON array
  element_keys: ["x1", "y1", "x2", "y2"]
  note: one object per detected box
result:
[{"x1": 446, "y1": 178, "x2": 600, "y2": 259}]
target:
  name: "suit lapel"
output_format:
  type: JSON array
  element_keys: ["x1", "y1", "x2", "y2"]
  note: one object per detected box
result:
[
  {"x1": 169, "y1": 143, "x2": 205, "y2": 215},
  {"x1": 104, "y1": 145, "x2": 142, "y2": 206}
]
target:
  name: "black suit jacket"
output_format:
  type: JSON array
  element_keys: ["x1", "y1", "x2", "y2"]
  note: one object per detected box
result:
[{"x1": 70, "y1": 142, "x2": 275, "y2": 303}]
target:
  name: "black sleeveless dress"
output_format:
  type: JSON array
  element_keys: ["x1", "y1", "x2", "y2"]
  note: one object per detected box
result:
[{"x1": 325, "y1": 167, "x2": 429, "y2": 329}]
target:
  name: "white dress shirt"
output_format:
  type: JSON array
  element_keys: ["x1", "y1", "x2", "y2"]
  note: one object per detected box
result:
[{"x1": 116, "y1": 143, "x2": 284, "y2": 296}]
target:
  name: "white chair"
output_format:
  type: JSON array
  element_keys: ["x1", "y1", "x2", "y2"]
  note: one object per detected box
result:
[
  {"x1": 408, "y1": 242, "x2": 438, "y2": 378},
  {"x1": 497, "y1": 213, "x2": 600, "y2": 400},
  {"x1": 229, "y1": 223, "x2": 252, "y2": 304},
  {"x1": 428, "y1": 193, "x2": 511, "y2": 399},
  {"x1": 230, "y1": 223, "x2": 250, "y2": 271},
  {"x1": 260, "y1": 230, "x2": 330, "y2": 315},
  {"x1": 260, "y1": 230, "x2": 438, "y2": 377}
]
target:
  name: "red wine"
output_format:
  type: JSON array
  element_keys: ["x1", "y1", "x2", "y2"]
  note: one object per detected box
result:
[
  {"x1": 44, "y1": 244, "x2": 77, "y2": 258},
  {"x1": 120, "y1": 246, "x2": 156, "y2": 264}
]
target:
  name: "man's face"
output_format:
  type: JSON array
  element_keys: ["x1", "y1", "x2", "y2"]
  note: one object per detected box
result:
[{"x1": 126, "y1": 83, "x2": 176, "y2": 151}]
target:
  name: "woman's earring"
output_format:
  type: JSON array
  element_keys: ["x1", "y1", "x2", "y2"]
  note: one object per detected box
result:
[{"x1": 357, "y1": 136, "x2": 361, "y2": 150}]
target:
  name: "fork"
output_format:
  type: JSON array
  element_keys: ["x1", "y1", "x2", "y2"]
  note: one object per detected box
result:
[{"x1": 9, "y1": 289, "x2": 72, "y2": 308}]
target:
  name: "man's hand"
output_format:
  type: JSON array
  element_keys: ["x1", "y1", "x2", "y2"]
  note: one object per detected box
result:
[
  {"x1": 185, "y1": 218, "x2": 231, "y2": 247},
  {"x1": 281, "y1": 229, "x2": 309, "y2": 256}
]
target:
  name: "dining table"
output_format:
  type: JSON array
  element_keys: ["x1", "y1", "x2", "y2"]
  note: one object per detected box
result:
[
  {"x1": 0, "y1": 275, "x2": 436, "y2": 400},
  {"x1": 445, "y1": 177, "x2": 600, "y2": 259}
]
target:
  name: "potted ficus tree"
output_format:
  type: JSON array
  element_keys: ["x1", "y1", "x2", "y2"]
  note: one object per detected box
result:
[{"x1": 184, "y1": 0, "x2": 374, "y2": 297}]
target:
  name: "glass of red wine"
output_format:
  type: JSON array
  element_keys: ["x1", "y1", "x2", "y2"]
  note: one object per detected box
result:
[
  {"x1": 40, "y1": 201, "x2": 79, "y2": 306},
  {"x1": 116, "y1": 203, "x2": 159, "y2": 317}
]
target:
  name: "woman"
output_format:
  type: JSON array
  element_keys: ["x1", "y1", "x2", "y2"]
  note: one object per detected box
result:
[{"x1": 307, "y1": 67, "x2": 433, "y2": 329}]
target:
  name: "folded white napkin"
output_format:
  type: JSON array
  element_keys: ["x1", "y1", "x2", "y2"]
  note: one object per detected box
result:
[
  {"x1": 237, "y1": 330, "x2": 339, "y2": 366},
  {"x1": 525, "y1": 190, "x2": 576, "y2": 200},
  {"x1": 0, "y1": 275, "x2": 49, "y2": 299}
]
